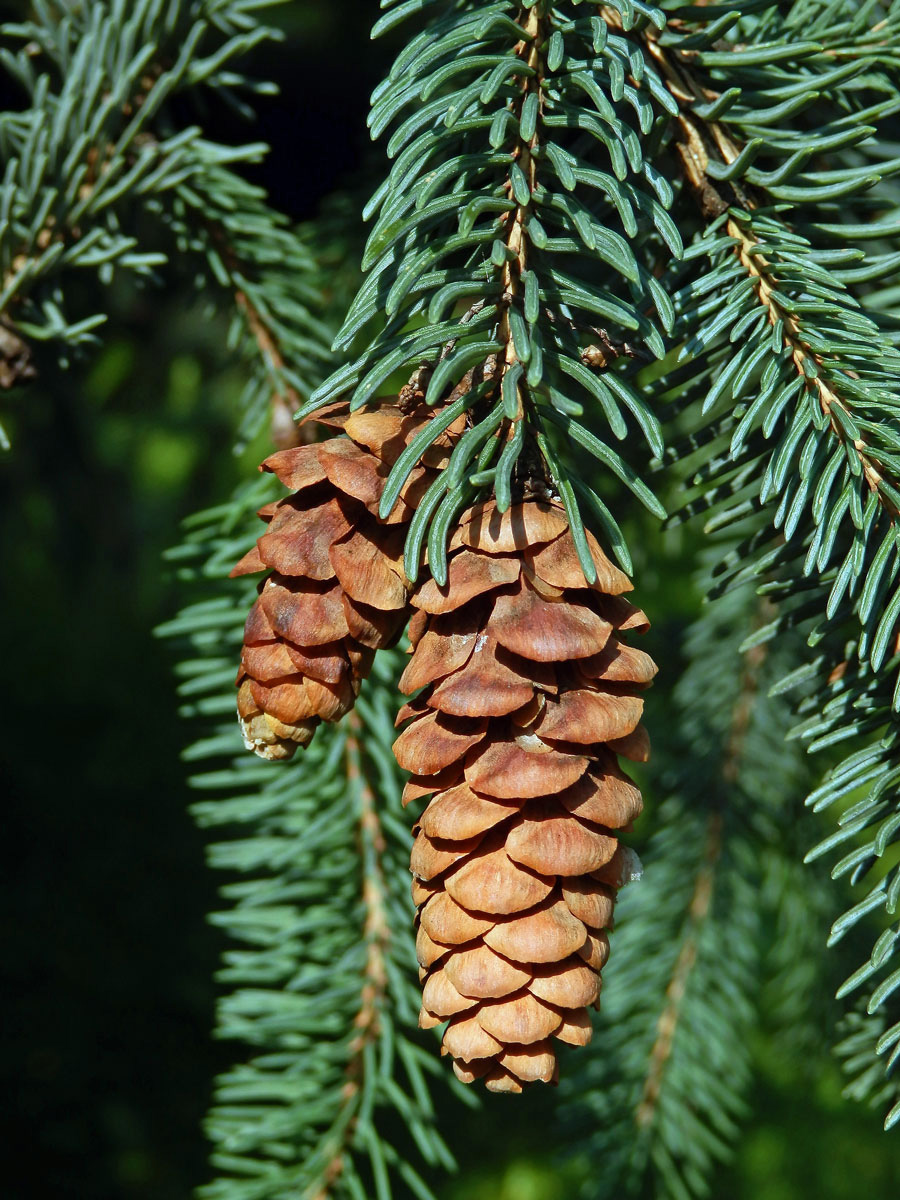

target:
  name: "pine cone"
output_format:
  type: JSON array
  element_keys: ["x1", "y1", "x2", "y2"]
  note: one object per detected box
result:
[
  {"x1": 233, "y1": 401, "x2": 463, "y2": 759},
  {"x1": 394, "y1": 499, "x2": 655, "y2": 1091}
]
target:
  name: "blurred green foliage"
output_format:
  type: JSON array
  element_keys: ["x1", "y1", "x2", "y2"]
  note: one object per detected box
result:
[{"x1": 2, "y1": 2, "x2": 899, "y2": 1198}]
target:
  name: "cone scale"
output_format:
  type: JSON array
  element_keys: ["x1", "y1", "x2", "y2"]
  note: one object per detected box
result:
[
  {"x1": 394, "y1": 499, "x2": 655, "y2": 1091},
  {"x1": 232, "y1": 401, "x2": 464, "y2": 759}
]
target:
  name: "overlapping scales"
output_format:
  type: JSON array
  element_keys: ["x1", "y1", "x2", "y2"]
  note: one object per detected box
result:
[
  {"x1": 233, "y1": 402, "x2": 464, "y2": 758},
  {"x1": 394, "y1": 499, "x2": 655, "y2": 1090}
]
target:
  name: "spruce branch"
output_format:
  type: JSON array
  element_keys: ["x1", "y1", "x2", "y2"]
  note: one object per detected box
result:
[
  {"x1": 232, "y1": 281, "x2": 303, "y2": 448},
  {"x1": 561, "y1": 571, "x2": 822, "y2": 1198},
  {"x1": 625, "y1": 4, "x2": 900, "y2": 529},
  {"x1": 160, "y1": 489, "x2": 460, "y2": 1200},
  {"x1": 310, "y1": 718, "x2": 392, "y2": 1200},
  {"x1": 727, "y1": 221, "x2": 897, "y2": 517},
  {"x1": 311, "y1": 0, "x2": 682, "y2": 578},
  {"x1": 634, "y1": 622, "x2": 769, "y2": 1129},
  {"x1": 624, "y1": 0, "x2": 900, "y2": 1134},
  {"x1": 634, "y1": 808, "x2": 722, "y2": 1134},
  {"x1": 0, "y1": 0, "x2": 331, "y2": 448}
]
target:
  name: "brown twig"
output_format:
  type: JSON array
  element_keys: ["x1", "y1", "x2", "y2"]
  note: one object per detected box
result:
[
  {"x1": 232, "y1": 287, "x2": 306, "y2": 448},
  {"x1": 635, "y1": 811, "x2": 721, "y2": 1128},
  {"x1": 306, "y1": 716, "x2": 390, "y2": 1200},
  {"x1": 726, "y1": 225, "x2": 893, "y2": 513},
  {"x1": 628, "y1": 14, "x2": 899, "y2": 521},
  {"x1": 498, "y1": 4, "x2": 543, "y2": 423},
  {"x1": 635, "y1": 620, "x2": 770, "y2": 1129}
]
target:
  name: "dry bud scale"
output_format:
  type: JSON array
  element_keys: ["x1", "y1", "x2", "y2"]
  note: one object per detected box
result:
[
  {"x1": 394, "y1": 498, "x2": 655, "y2": 1091},
  {"x1": 232, "y1": 400, "x2": 465, "y2": 758}
]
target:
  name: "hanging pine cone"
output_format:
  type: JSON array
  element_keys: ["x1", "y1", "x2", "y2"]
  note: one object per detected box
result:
[
  {"x1": 393, "y1": 499, "x2": 655, "y2": 1091},
  {"x1": 232, "y1": 401, "x2": 463, "y2": 759}
]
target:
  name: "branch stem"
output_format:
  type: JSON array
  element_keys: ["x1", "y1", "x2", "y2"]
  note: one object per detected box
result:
[
  {"x1": 636, "y1": 621, "x2": 769, "y2": 1129},
  {"x1": 636, "y1": 21, "x2": 898, "y2": 520},
  {"x1": 498, "y1": 4, "x2": 544, "y2": 426},
  {"x1": 307, "y1": 718, "x2": 390, "y2": 1200}
]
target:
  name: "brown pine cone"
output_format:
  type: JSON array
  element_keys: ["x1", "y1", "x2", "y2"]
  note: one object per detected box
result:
[
  {"x1": 393, "y1": 499, "x2": 655, "y2": 1091},
  {"x1": 232, "y1": 401, "x2": 463, "y2": 759}
]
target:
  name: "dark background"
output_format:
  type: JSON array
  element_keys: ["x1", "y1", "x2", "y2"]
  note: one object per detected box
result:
[{"x1": 1, "y1": 3, "x2": 899, "y2": 1198}]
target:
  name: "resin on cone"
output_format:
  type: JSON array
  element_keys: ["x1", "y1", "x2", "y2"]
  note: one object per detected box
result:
[
  {"x1": 233, "y1": 400, "x2": 464, "y2": 759},
  {"x1": 394, "y1": 498, "x2": 655, "y2": 1091}
]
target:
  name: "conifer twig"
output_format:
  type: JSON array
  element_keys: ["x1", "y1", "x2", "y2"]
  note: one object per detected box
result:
[
  {"x1": 638, "y1": 26, "x2": 900, "y2": 524},
  {"x1": 635, "y1": 811, "x2": 721, "y2": 1128},
  {"x1": 725, "y1": 228, "x2": 895, "y2": 515},
  {"x1": 231, "y1": 278, "x2": 304, "y2": 448},
  {"x1": 635, "y1": 631, "x2": 767, "y2": 1128},
  {"x1": 308, "y1": 718, "x2": 391, "y2": 1200}
]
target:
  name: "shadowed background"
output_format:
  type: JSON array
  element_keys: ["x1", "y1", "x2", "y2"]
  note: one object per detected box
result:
[{"x1": 1, "y1": 2, "x2": 899, "y2": 1197}]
